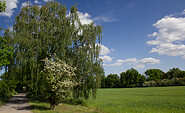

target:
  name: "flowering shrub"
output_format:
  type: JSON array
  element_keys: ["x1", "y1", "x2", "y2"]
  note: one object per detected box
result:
[
  {"x1": 43, "y1": 54, "x2": 78, "y2": 110},
  {"x1": 143, "y1": 77, "x2": 185, "y2": 87}
]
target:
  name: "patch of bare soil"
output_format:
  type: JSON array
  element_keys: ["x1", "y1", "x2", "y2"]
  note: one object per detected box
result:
[{"x1": 0, "y1": 93, "x2": 32, "y2": 113}]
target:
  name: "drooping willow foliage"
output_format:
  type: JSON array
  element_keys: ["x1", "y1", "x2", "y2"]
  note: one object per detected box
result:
[{"x1": 3, "y1": 1, "x2": 104, "y2": 99}]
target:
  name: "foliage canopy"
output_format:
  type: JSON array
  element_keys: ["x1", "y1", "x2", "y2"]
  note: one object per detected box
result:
[{"x1": 1, "y1": 1, "x2": 104, "y2": 101}]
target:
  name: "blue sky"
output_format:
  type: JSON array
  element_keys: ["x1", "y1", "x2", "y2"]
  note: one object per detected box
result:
[{"x1": 1, "y1": 0, "x2": 185, "y2": 76}]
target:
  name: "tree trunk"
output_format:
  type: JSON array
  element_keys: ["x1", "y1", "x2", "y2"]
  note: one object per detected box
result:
[{"x1": 49, "y1": 97, "x2": 55, "y2": 110}]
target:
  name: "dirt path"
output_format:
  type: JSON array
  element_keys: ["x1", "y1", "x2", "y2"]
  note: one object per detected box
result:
[{"x1": 0, "y1": 93, "x2": 32, "y2": 113}]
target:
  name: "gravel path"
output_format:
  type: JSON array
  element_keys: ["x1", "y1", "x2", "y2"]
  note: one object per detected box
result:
[{"x1": 0, "y1": 93, "x2": 32, "y2": 113}]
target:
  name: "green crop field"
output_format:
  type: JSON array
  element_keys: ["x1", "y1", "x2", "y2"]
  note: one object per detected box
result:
[{"x1": 85, "y1": 86, "x2": 185, "y2": 113}]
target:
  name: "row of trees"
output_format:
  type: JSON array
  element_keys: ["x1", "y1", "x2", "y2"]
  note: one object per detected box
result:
[
  {"x1": 0, "y1": 1, "x2": 104, "y2": 109},
  {"x1": 0, "y1": 0, "x2": 16, "y2": 102},
  {"x1": 101, "y1": 68, "x2": 185, "y2": 88}
]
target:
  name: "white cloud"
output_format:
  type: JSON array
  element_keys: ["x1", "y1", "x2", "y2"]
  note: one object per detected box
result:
[
  {"x1": 43, "y1": 0, "x2": 51, "y2": 2},
  {"x1": 67, "y1": 11, "x2": 93, "y2": 26},
  {"x1": 78, "y1": 12, "x2": 93, "y2": 25},
  {"x1": 93, "y1": 16, "x2": 116, "y2": 23},
  {"x1": 150, "y1": 43, "x2": 185, "y2": 58},
  {"x1": 34, "y1": 0, "x2": 41, "y2": 4},
  {"x1": 100, "y1": 56, "x2": 112, "y2": 62},
  {"x1": 69, "y1": 11, "x2": 115, "y2": 25},
  {"x1": 147, "y1": 40, "x2": 161, "y2": 45},
  {"x1": 95, "y1": 43, "x2": 113, "y2": 63},
  {"x1": 0, "y1": 0, "x2": 18, "y2": 17},
  {"x1": 147, "y1": 32, "x2": 157, "y2": 38},
  {"x1": 77, "y1": 11, "x2": 116, "y2": 25},
  {"x1": 21, "y1": 2, "x2": 31, "y2": 9},
  {"x1": 121, "y1": 58, "x2": 138, "y2": 64},
  {"x1": 96, "y1": 43, "x2": 110, "y2": 56},
  {"x1": 147, "y1": 16, "x2": 185, "y2": 59},
  {"x1": 104, "y1": 57, "x2": 160, "y2": 68},
  {"x1": 139, "y1": 58, "x2": 160, "y2": 64}
]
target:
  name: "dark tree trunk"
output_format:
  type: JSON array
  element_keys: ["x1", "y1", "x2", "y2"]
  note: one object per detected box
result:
[{"x1": 49, "y1": 97, "x2": 56, "y2": 110}]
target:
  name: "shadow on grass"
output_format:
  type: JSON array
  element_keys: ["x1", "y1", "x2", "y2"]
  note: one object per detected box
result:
[
  {"x1": 61, "y1": 98, "x2": 86, "y2": 106},
  {"x1": 29, "y1": 96, "x2": 50, "y2": 111},
  {"x1": 29, "y1": 96, "x2": 88, "y2": 112},
  {"x1": 30, "y1": 105, "x2": 50, "y2": 110},
  {"x1": 30, "y1": 95, "x2": 49, "y2": 103}
]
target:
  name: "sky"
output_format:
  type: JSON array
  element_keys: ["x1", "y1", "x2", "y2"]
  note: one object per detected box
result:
[{"x1": 1, "y1": 0, "x2": 185, "y2": 76}]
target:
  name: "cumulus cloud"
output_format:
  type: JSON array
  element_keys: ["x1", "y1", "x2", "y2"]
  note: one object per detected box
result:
[
  {"x1": 96, "y1": 43, "x2": 110, "y2": 56},
  {"x1": 105, "y1": 57, "x2": 160, "y2": 69},
  {"x1": 100, "y1": 56, "x2": 112, "y2": 62},
  {"x1": 78, "y1": 12, "x2": 93, "y2": 25},
  {"x1": 71, "y1": 11, "x2": 116, "y2": 25},
  {"x1": 0, "y1": 0, "x2": 18, "y2": 17},
  {"x1": 150, "y1": 43, "x2": 185, "y2": 57},
  {"x1": 147, "y1": 40, "x2": 161, "y2": 45},
  {"x1": 139, "y1": 58, "x2": 160, "y2": 64},
  {"x1": 67, "y1": 11, "x2": 93, "y2": 25},
  {"x1": 43, "y1": 0, "x2": 50, "y2": 2},
  {"x1": 95, "y1": 43, "x2": 113, "y2": 63},
  {"x1": 21, "y1": 1, "x2": 32, "y2": 9},
  {"x1": 147, "y1": 32, "x2": 157, "y2": 38},
  {"x1": 34, "y1": 0, "x2": 41, "y2": 4},
  {"x1": 121, "y1": 58, "x2": 138, "y2": 64},
  {"x1": 147, "y1": 15, "x2": 185, "y2": 58}
]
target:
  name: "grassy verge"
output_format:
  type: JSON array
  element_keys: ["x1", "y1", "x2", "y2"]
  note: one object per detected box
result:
[
  {"x1": 29, "y1": 96, "x2": 103, "y2": 113},
  {"x1": 85, "y1": 86, "x2": 185, "y2": 113}
]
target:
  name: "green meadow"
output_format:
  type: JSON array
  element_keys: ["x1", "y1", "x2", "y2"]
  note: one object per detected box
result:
[
  {"x1": 30, "y1": 86, "x2": 185, "y2": 113},
  {"x1": 85, "y1": 86, "x2": 185, "y2": 113}
]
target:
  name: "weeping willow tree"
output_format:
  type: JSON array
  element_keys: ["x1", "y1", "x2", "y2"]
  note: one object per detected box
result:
[{"x1": 5, "y1": 1, "x2": 104, "y2": 99}]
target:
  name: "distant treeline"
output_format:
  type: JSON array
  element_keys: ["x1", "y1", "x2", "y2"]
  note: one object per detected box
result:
[{"x1": 101, "y1": 68, "x2": 185, "y2": 88}]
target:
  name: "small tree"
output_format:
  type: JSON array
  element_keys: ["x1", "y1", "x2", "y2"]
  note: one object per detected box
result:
[{"x1": 43, "y1": 54, "x2": 78, "y2": 110}]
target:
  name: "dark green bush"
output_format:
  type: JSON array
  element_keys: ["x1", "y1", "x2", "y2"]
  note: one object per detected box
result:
[{"x1": 0, "y1": 80, "x2": 10, "y2": 97}]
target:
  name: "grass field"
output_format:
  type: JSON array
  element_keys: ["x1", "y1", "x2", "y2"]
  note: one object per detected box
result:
[
  {"x1": 30, "y1": 86, "x2": 185, "y2": 113},
  {"x1": 85, "y1": 86, "x2": 185, "y2": 113}
]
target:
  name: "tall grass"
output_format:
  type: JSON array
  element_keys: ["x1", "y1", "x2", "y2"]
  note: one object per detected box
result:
[{"x1": 85, "y1": 86, "x2": 185, "y2": 113}]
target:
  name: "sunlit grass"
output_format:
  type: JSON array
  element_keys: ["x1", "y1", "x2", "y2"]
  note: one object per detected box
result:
[
  {"x1": 29, "y1": 86, "x2": 185, "y2": 113},
  {"x1": 85, "y1": 86, "x2": 185, "y2": 113}
]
